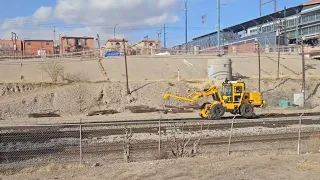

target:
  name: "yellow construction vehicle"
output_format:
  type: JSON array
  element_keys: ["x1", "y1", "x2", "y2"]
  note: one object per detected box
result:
[{"x1": 163, "y1": 80, "x2": 265, "y2": 119}]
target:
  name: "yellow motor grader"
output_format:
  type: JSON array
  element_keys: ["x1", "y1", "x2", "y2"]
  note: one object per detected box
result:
[{"x1": 163, "y1": 80, "x2": 265, "y2": 119}]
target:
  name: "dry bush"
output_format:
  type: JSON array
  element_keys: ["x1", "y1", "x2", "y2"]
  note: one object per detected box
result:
[
  {"x1": 170, "y1": 125, "x2": 201, "y2": 158},
  {"x1": 40, "y1": 61, "x2": 64, "y2": 82},
  {"x1": 307, "y1": 132, "x2": 320, "y2": 153},
  {"x1": 64, "y1": 72, "x2": 88, "y2": 82}
]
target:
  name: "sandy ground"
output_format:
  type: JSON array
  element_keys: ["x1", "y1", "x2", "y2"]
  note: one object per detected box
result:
[
  {"x1": 2, "y1": 153, "x2": 320, "y2": 180},
  {"x1": 0, "y1": 53, "x2": 320, "y2": 82}
]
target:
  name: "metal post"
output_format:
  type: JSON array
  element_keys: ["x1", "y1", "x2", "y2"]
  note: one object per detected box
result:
[
  {"x1": 284, "y1": 7, "x2": 287, "y2": 46},
  {"x1": 274, "y1": 0, "x2": 277, "y2": 12},
  {"x1": 185, "y1": 0, "x2": 188, "y2": 54},
  {"x1": 295, "y1": 10, "x2": 300, "y2": 45},
  {"x1": 164, "y1": 24, "x2": 166, "y2": 49},
  {"x1": 257, "y1": 41, "x2": 261, "y2": 92},
  {"x1": 301, "y1": 39, "x2": 306, "y2": 107},
  {"x1": 79, "y1": 120, "x2": 83, "y2": 165},
  {"x1": 297, "y1": 113, "x2": 303, "y2": 155},
  {"x1": 54, "y1": 26, "x2": 56, "y2": 57},
  {"x1": 158, "y1": 118, "x2": 161, "y2": 157},
  {"x1": 114, "y1": 23, "x2": 118, "y2": 39},
  {"x1": 260, "y1": 0, "x2": 262, "y2": 17},
  {"x1": 96, "y1": 34, "x2": 101, "y2": 57},
  {"x1": 217, "y1": 0, "x2": 221, "y2": 56},
  {"x1": 227, "y1": 115, "x2": 236, "y2": 155},
  {"x1": 277, "y1": 25, "x2": 281, "y2": 79},
  {"x1": 123, "y1": 39, "x2": 130, "y2": 94}
]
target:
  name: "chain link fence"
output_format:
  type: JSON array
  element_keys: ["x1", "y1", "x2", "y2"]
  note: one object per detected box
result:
[{"x1": 1, "y1": 114, "x2": 320, "y2": 171}]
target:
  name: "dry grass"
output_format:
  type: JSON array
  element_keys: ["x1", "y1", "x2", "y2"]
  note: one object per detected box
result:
[{"x1": 307, "y1": 132, "x2": 320, "y2": 153}]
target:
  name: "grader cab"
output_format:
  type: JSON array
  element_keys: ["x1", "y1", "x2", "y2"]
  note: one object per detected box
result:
[{"x1": 163, "y1": 80, "x2": 265, "y2": 119}]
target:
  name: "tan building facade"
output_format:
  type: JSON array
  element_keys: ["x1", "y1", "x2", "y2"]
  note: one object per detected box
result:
[
  {"x1": 103, "y1": 38, "x2": 128, "y2": 52},
  {"x1": 132, "y1": 40, "x2": 161, "y2": 55},
  {"x1": 59, "y1": 36, "x2": 95, "y2": 55}
]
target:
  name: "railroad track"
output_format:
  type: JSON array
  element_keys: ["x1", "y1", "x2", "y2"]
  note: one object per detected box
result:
[
  {"x1": 1, "y1": 131, "x2": 317, "y2": 163},
  {"x1": 1, "y1": 117, "x2": 320, "y2": 144}
]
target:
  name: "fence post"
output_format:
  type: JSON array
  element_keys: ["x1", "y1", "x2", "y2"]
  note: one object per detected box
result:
[
  {"x1": 297, "y1": 113, "x2": 304, "y2": 155},
  {"x1": 79, "y1": 119, "x2": 83, "y2": 165},
  {"x1": 227, "y1": 115, "x2": 236, "y2": 155},
  {"x1": 158, "y1": 118, "x2": 161, "y2": 157}
]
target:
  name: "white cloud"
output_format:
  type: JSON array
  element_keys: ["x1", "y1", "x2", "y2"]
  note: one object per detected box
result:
[
  {"x1": 0, "y1": 0, "x2": 182, "y2": 41},
  {"x1": 1, "y1": 17, "x2": 28, "y2": 30},
  {"x1": 32, "y1": 6, "x2": 53, "y2": 22},
  {"x1": 53, "y1": 0, "x2": 181, "y2": 27}
]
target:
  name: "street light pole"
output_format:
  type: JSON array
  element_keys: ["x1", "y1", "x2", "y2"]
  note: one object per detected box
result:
[
  {"x1": 217, "y1": 0, "x2": 221, "y2": 56},
  {"x1": 114, "y1": 23, "x2": 118, "y2": 39},
  {"x1": 185, "y1": 0, "x2": 188, "y2": 54}
]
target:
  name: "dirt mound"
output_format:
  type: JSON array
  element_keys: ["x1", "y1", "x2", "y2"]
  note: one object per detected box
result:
[{"x1": 0, "y1": 81, "x2": 203, "y2": 120}]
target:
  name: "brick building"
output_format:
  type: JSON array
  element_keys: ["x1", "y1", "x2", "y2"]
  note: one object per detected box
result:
[
  {"x1": 23, "y1": 40, "x2": 54, "y2": 56},
  {"x1": 59, "y1": 36, "x2": 95, "y2": 55},
  {"x1": 0, "y1": 40, "x2": 23, "y2": 56}
]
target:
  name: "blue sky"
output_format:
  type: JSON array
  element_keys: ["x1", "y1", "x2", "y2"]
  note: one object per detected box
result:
[{"x1": 0, "y1": 0, "x2": 309, "y2": 47}]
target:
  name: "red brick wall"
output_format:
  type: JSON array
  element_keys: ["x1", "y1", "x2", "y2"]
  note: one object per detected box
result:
[
  {"x1": 0, "y1": 40, "x2": 23, "y2": 55},
  {"x1": 230, "y1": 42, "x2": 256, "y2": 53},
  {"x1": 23, "y1": 40, "x2": 54, "y2": 56}
]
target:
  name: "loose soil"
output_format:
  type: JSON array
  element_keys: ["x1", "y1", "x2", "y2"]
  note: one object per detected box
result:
[{"x1": 2, "y1": 153, "x2": 320, "y2": 180}]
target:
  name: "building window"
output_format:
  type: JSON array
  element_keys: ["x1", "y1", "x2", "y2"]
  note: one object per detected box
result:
[
  {"x1": 67, "y1": 39, "x2": 69, "y2": 45},
  {"x1": 27, "y1": 42, "x2": 31, "y2": 45},
  {"x1": 84, "y1": 39, "x2": 87, "y2": 46},
  {"x1": 309, "y1": 14, "x2": 315, "y2": 22},
  {"x1": 46, "y1": 42, "x2": 50, "y2": 45},
  {"x1": 302, "y1": 28, "x2": 308, "y2": 35},
  {"x1": 309, "y1": 26, "x2": 316, "y2": 34},
  {"x1": 116, "y1": 42, "x2": 120, "y2": 46}
]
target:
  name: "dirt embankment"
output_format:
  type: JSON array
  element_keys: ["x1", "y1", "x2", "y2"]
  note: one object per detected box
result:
[{"x1": 0, "y1": 78, "x2": 320, "y2": 120}]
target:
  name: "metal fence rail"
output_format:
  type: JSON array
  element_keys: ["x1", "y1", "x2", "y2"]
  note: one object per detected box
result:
[{"x1": 1, "y1": 114, "x2": 320, "y2": 171}]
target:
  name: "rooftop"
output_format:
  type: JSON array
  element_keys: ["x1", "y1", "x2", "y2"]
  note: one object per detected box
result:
[
  {"x1": 107, "y1": 38, "x2": 128, "y2": 42},
  {"x1": 61, "y1": 36, "x2": 94, "y2": 39}
]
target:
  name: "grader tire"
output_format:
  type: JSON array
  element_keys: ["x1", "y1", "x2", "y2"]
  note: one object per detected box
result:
[
  {"x1": 209, "y1": 104, "x2": 225, "y2": 120},
  {"x1": 240, "y1": 104, "x2": 254, "y2": 118}
]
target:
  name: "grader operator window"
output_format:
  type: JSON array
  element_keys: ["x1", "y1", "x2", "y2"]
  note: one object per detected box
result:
[{"x1": 234, "y1": 86, "x2": 243, "y2": 102}]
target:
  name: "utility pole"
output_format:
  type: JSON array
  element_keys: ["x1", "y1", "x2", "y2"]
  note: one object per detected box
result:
[
  {"x1": 260, "y1": 0, "x2": 277, "y2": 16},
  {"x1": 277, "y1": 25, "x2": 282, "y2": 78},
  {"x1": 201, "y1": 14, "x2": 207, "y2": 35},
  {"x1": 284, "y1": 7, "x2": 287, "y2": 46},
  {"x1": 295, "y1": 9, "x2": 300, "y2": 45},
  {"x1": 123, "y1": 38, "x2": 130, "y2": 95},
  {"x1": 301, "y1": 38, "x2": 306, "y2": 107},
  {"x1": 96, "y1": 34, "x2": 101, "y2": 57},
  {"x1": 11, "y1": 32, "x2": 17, "y2": 59},
  {"x1": 54, "y1": 26, "x2": 56, "y2": 57},
  {"x1": 114, "y1": 23, "x2": 118, "y2": 39},
  {"x1": 257, "y1": 40, "x2": 261, "y2": 93},
  {"x1": 217, "y1": 0, "x2": 221, "y2": 56},
  {"x1": 185, "y1": 0, "x2": 188, "y2": 54},
  {"x1": 163, "y1": 24, "x2": 167, "y2": 49}
]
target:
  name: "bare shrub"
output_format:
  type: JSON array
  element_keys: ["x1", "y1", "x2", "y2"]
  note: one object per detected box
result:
[
  {"x1": 170, "y1": 125, "x2": 201, "y2": 158},
  {"x1": 64, "y1": 73, "x2": 88, "y2": 83},
  {"x1": 40, "y1": 61, "x2": 64, "y2": 82}
]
